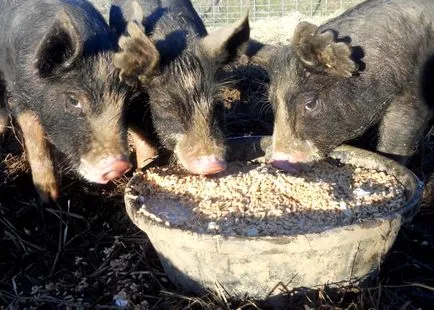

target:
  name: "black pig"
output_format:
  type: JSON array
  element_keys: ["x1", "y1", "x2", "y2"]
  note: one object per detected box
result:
[
  {"x1": 249, "y1": 0, "x2": 434, "y2": 171},
  {"x1": 0, "y1": 0, "x2": 132, "y2": 201},
  {"x1": 110, "y1": 0, "x2": 250, "y2": 174}
]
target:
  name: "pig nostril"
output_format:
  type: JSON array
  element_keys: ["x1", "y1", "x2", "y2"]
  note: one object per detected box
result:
[{"x1": 101, "y1": 160, "x2": 131, "y2": 181}]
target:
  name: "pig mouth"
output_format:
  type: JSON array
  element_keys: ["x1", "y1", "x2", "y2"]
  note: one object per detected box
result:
[
  {"x1": 269, "y1": 137, "x2": 321, "y2": 172},
  {"x1": 270, "y1": 159, "x2": 301, "y2": 173},
  {"x1": 79, "y1": 155, "x2": 131, "y2": 183},
  {"x1": 269, "y1": 151, "x2": 320, "y2": 172}
]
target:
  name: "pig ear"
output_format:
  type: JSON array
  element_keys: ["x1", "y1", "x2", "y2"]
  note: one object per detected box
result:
[
  {"x1": 244, "y1": 39, "x2": 279, "y2": 69},
  {"x1": 200, "y1": 11, "x2": 250, "y2": 63},
  {"x1": 292, "y1": 21, "x2": 356, "y2": 77},
  {"x1": 113, "y1": 21, "x2": 160, "y2": 87},
  {"x1": 34, "y1": 10, "x2": 83, "y2": 78},
  {"x1": 109, "y1": 0, "x2": 143, "y2": 34},
  {"x1": 130, "y1": 0, "x2": 144, "y2": 24}
]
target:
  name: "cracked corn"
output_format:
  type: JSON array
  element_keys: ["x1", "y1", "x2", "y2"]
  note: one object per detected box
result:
[{"x1": 131, "y1": 160, "x2": 406, "y2": 237}]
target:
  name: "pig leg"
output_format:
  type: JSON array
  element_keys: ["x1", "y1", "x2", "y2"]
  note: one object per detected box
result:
[
  {"x1": 377, "y1": 94, "x2": 431, "y2": 164},
  {"x1": 0, "y1": 74, "x2": 8, "y2": 134},
  {"x1": 16, "y1": 111, "x2": 59, "y2": 202},
  {"x1": 127, "y1": 95, "x2": 159, "y2": 168},
  {"x1": 129, "y1": 128, "x2": 158, "y2": 168}
]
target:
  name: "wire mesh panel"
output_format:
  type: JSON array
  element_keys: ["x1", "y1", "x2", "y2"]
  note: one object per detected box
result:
[{"x1": 191, "y1": 0, "x2": 363, "y2": 28}]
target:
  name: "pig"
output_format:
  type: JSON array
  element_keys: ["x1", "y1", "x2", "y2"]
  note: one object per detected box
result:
[
  {"x1": 248, "y1": 0, "x2": 434, "y2": 171},
  {"x1": 0, "y1": 0, "x2": 133, "y2": 201},
  {"x1": 109, "y1": 0, "x2": 250, "y2": 175}
]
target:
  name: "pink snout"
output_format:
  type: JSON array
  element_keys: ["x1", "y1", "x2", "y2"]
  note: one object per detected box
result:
[
  {"x1": 184, "y1": 155, "x2": 227, "y2": 175},
  {"x1": 269, "y1": 152, "x2": 302, "y2": 173},
  {"x1": 98, "y1": 156, "x2": 131, "y2": 183}
]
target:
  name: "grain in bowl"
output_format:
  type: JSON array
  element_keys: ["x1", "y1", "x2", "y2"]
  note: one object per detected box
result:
[{"x1": 129, "y1": 159, "x2": 406, "y2": 237}]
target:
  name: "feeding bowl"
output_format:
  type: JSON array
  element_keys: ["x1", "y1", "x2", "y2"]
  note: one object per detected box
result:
[{"x1": 124, "y1": 136, "x2": 422, "y2": 301}]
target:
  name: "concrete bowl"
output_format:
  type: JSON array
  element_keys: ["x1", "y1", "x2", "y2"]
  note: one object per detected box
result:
[{"x1": 124, "y1": 136, "x2": 422, "y2": 301}]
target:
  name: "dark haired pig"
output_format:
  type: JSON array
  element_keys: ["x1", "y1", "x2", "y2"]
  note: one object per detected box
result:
[
  {"x1": 0, "y1": 0, "x2": 132, "y2": 201},
  {"x1": 110, "y1": 0, "x2": 250, "y2": 175},
  {"x1": 250, "y1": 0, "x2": 434, "y2": 171}
]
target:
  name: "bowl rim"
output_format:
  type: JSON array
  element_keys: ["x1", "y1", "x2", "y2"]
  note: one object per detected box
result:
[{"x1": 124, "y1": 136, "x2": 423, "y2": 241}]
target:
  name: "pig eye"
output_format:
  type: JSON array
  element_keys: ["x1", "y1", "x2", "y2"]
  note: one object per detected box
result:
[
  {"x1": 305, "y1": 98, "x2": 319, "y2": 112},
  {"x1": 65, "y1": 95, "x2": 83, "y2": 115}
]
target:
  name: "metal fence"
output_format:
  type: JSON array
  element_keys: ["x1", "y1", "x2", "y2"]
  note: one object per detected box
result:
[{"x1": 191, "y1": 0, "x2": 362, "y2": 27}]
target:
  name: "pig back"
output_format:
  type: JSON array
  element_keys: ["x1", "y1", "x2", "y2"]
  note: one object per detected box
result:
[{"x1": 318, "y1": 0, "x2": 434, "y2": 70}]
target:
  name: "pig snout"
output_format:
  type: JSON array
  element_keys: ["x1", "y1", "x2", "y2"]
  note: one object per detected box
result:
[
  {"x1": 269, "y1": 138, "x2": 321, "y2": 172},
  {"x1": 80, "y1": 155, "x2": 131, "y2": 183},
  {"x1": 182, "y1": 154, "x2": 227, "y2": 175},
  {"x1": 269, "y1": 152, "x2": 306, "y2": 173},
  {"x1": 100, "y1": 157, "x2": 131, "y2": 182},
  {"x1": 175, "y1": 135, "x2": 227, "y2": 175}
]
